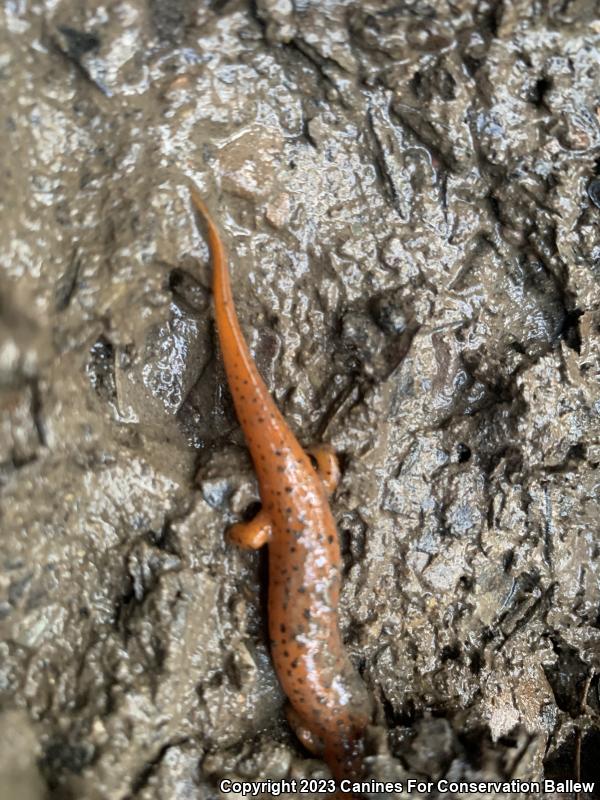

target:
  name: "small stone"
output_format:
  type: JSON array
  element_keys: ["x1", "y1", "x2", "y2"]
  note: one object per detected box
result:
[{"x1": 265, "y1": 193, "x2": 291, "y2": 229}]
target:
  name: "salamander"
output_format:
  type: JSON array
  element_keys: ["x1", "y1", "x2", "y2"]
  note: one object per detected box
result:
[{"x1": 190, "y1": 189, "x2": 371, "y2": 786}]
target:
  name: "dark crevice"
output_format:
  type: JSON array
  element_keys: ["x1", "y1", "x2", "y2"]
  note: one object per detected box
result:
[
  {"x1": 168, "y1": 267, "x2": 210, "y2": 314},
  {"x1": 87, "y1": 336, "x2": 117, "y2": 403},
  {"x1": 40, "y1": 736, "x2": 95, "y2": 794},
  {"x1": 475, "y1": 0, "x2": 504, "y2": 38},
  {"x1": 150, "y1": 516, "x2": 185, "y2": 556},
  {"x1": 50, "y1": 27, "x2": 109, "y2": 95},
  {"x1": 440, "y1": 643, "x2": 461, "y2": 662},
  {"x1": 543, "y1": 636, "x2": 591, "y2": 716},
  {"x1": 456, "y1": 443, "x2": 471, "y2": 463},
  {"x1": 56, "y1": 25, "x2": 100, "y2": 59},
  {"x1": 545, "y1": 729, "x2": 600, "y2": 788},
  {"x1": 381, "y1": 688, "x2": 416, "y2": 729},
  {"x1": 286, "y1": 38, "x2": 343, "y2": 96},
  {"x1": 55, "y1": 250, "x2": 82, "y2": 311},
  {"x1": 496, "y1": 580, "x2": 554, "y2": 653},
  {"x1": 315, "y1": 377, "x2": 360, "y2": 441},
  {"x1": 528, "y1": 76, "x2": 552, "y2": 106},
  {"x1": 301, "y1": 115, "x2": 318, "y2": 149},
  {"x1": 469, "y1": 649, "x2": 483, "y2": 675},
  {"x1": 127, "y1": 739, "x2": 191, "y2": 798},
  {"x1": 211, "y1": 0, "x2": 236, "y2": 10},
  {"x1": 366, "y1": 104, "x2": 408, "y2": 220},
  {"x1": 389, "y1": 102, "x2": 456, "y2": 173},
  {"x1": 29, "y1": 379, "x2": 47, "y2": 448}
]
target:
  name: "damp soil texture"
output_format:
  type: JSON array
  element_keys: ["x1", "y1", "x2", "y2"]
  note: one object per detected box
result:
[{"x1": 1, "y1": 1, "x2": 600, "y2": 799}]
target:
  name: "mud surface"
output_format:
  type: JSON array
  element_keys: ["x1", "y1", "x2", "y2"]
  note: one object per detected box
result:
[{"x1": 1, "y1": 1, "x2": 600, "y2": 799}]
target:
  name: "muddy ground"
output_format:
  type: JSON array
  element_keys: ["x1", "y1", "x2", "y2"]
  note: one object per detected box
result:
[{"x1": 1, "y1": 1, "x2": 599, "y2": 799}]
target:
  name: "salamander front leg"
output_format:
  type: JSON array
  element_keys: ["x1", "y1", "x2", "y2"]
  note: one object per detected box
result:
[
  {"x1": 307, "y1": 444, "x2": 341, "y2": 496},
  {"x1": 228, "y1": 508, "x2": 272, "y2": 549},
  {"x1": 285, "y1": 704, "x2": 324, "y2": 756}
]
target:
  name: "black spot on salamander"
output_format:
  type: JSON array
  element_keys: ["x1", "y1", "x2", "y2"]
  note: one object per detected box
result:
[
  {"x1": 277, "y1": 466, "x2": 285, "y2": 473},
  {"x1": 291, "y1": 658, "x2": 299, "y2": 668},
  {"x1": 280, "y1": 623, "x2": 286, "y2": 633},
  {"x1": 328, "y1": 535, "x2": 334, "y2": 544},
  {"x1": 303, "y1": 609, "x2": 311, "y2": 619},
  {"x1": 285, "y1": 486, "x2": 293, "y2": 493},
  {"x1": 283, "y1": 650, "x2": 290, "y2": 658}
]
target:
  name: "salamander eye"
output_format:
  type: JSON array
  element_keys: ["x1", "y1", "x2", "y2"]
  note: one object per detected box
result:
[{"x1": 308, "y1": 453, "x2": 318, "y2": 471}]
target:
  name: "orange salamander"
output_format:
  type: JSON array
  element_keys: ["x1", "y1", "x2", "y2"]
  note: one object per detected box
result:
[{"x1": 190, "y1": 189, "x2": 372, "y2": 785}]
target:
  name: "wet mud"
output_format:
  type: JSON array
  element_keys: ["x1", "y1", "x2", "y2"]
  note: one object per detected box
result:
[{"x1": 1, "y1": 1, "x2": 599, "y2": 799}]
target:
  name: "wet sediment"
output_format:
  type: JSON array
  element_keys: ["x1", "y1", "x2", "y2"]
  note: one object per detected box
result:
[{"x1": 1, "y1": 2, "x2": 599, "y2": 798}]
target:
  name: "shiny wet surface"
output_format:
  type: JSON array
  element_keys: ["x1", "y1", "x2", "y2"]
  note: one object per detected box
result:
[{"x1": 1, "y1": 1, "x2": 599, "y2": 798}]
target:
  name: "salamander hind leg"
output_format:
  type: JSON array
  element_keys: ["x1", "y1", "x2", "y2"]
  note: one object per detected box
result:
[
  {"x1": 285, "y1": 705, "x2": 324, "y2": 756},
  {"x1": 228, "y1": 508, "x2": 272, "y2": 549},
  {"x1": 307, "y1": 444, "x2": 341, "y2": 495}
]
